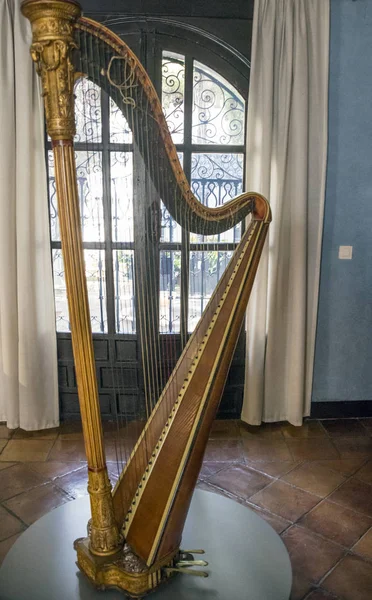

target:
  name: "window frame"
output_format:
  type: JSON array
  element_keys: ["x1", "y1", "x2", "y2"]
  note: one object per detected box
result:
[{"x1": 47, "y1": 21, "x2": 250, "y2": 420}]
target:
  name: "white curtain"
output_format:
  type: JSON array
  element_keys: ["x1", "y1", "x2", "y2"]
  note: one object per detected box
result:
[
  {"x1": 0, "y1": 0, "x2": 59, "y2": 430},
  {"x1": 242, "y1": 0, "x2": 329, "y2": 425}
]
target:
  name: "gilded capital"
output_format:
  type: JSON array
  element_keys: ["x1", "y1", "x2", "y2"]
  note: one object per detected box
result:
[{"x1": 21, "y1": 0, "x2": 82, "y2": 140}]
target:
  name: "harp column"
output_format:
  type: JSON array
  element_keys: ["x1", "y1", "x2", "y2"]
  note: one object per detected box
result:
[{"x1": 21, "y1": 0, "x2": 122, "y2": 557}]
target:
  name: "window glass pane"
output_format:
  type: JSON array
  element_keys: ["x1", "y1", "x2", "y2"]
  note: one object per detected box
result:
[
  {"x1": 111, "y1": 152, "x2": 134, "y2": 242},
  {"x1": 52, "y1": 249, "x2": 107, "y2": 333},
  {"x1": 190, "y1": 153, "x2": 243, "y2": 243},
  {"x1": 192, "y1": 60, "x2": 245, "y2": 145},
  {"x1": 162, "y1": 51, "x2": 185, "y2": 144},
  {"x1": 114, "y1": 250, "x2": 136, "y2": 333},
  {"x1": 159, "y1": 251, "x2": 181, "y2": 333},
  {"x1": 48, "y1": 151, "x2": 59, "y2": 241},
  {"x1": 188, "y1": 250, "x2": 233, "y2": 332},
  {"x1": 74, "y1": 78, "x2": 102, "y2": 143},
  {"x1": 160, "y1": 153, "x2": 183, "y2": 243},
  {"x1": 76, "y1": 151, "x2": 104, "y2": 242},
  {"x1": 48, "y1": 150, "x2": 104, "y2": 243},
  {"x1": 52, "y1": 249, "x2": 69, "y2": 332},
  {"x1": 110, "y1": 97, "x2": 132, "y2": 143},
  {"x1": 85, "y1": 250, "x2": 107, "y2": 332}
]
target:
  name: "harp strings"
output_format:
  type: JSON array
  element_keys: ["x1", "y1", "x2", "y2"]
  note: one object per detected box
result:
[
  {"x1": 88, "y1": 32, "x2": 126, "y2": 477},
  {"x1": 108, "y1": 50, "x2": 169, "y2": 474},
  {"x1": 75, "y1": 27, "x2": 245, "y2": 514}
]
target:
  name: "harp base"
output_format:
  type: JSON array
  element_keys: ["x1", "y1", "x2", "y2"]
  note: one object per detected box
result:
[{"x1": 74, "y1": 537, "x2": 179, "y2": 598}]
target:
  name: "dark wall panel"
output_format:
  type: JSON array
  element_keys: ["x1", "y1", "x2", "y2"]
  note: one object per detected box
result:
[
  {"x1": 57, "y1": 331, "x2": 246, "y2": 420},
  {"x1": 81, "y1": 0, "x2": 254, "y2": 19}
]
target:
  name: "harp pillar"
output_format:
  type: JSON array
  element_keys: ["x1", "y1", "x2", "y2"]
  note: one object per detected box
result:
[{"x1": 21, "y1": 0, "x2": 122, "y2": 558}]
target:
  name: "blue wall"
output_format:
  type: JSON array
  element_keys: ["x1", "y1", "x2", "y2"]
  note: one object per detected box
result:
[{"x1": 312, "y1": 0, "x2": 372, "y2": 403}]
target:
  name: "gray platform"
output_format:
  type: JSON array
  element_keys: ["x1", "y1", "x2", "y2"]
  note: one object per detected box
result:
[{"x1": 0, "y1": 489, "x2": 292, "y2": 599}]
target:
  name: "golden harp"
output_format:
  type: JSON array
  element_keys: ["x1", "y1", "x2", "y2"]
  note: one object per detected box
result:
[{"x1": 21, "y1": 0, "x2": 271, "y2": 596}]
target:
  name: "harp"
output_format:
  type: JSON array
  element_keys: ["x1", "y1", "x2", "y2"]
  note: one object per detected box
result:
[{"x1": 21, "y1": 0, "x2": 271, "y2": 597}]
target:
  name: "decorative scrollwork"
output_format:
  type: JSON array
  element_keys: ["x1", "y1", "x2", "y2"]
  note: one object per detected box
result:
[
  {"x1": 106, "y1": 55, "x2": 137, "y2": 108},
  {"x1": 190, "y1": 154, "x2": 243, "y2": 244},
  {"x1": 162, "y1": 53, "x2": 185, "y2": 144},
  {"x1": 192, "y1": 61, "x2": 245, "y2": 145}
]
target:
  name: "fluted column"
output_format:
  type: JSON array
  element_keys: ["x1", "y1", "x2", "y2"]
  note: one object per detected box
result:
[{"x1": 21, "y1": 0, "x2": 122, "y2": 556}]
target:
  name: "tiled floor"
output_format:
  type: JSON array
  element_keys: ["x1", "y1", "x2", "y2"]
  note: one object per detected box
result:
[{"x1": 1, "y1": 418, "x2": 372, "y2": 599}]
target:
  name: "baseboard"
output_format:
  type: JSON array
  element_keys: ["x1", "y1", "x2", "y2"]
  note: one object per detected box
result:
[{"x1": 311, "y1": 400, "x2": 372, "y2": 419}]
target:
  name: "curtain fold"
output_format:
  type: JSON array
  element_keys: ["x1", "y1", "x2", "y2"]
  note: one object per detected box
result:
[
  {"x1": 0, "y1": 0, "x2": 59, "y2": 430},
  {"x1": 242, "y1": 0, "x2": 329, "y2": 425}
]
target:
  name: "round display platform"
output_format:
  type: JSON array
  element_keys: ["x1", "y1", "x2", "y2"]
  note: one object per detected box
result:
[{"x1": 0, "y1": 489, "x2": 291, "y2": 600}]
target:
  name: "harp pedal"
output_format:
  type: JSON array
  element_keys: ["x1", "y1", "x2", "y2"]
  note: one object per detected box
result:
[
  {"x1": 176, "y1": 560, "x2": 208, "y2": 567},
  {"x1": 164, "y1": 567, "x2": 208, "y2": 578},
  {"x1": 164, "y1": 550, "x2": 209, "y2": 578}
]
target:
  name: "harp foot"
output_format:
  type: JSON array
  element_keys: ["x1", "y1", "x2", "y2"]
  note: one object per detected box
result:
[{"x1": 74, "y1": 536, "x2": 179, "y2": 598}]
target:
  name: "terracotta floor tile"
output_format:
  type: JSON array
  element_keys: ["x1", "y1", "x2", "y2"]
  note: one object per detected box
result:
[
  {"x1": 328, "y1": 478, "x2": 372, "y2": 517},
  {"x1": 0, "y1": 533, "x2": 22, "y2": 566},
  {"x1": 354, "y1": 459, "x2": 372, "y2": 485},
  {"x1": 208, "y1": 464, "x2": 271, "y2": 500},
  {"x1": 200, "y1": 481, "x2": 251, "y2": 507},
  {"x1": 286, "y1": 439, "x2": 339, "y2": 461},
  {"x1": 250, "y1": 480, "x2": 320, "y2": 521},
  {"x1": 199, "y1": 462, "x2": 227, "y2": 480},
  {"x1": 281, "y1": 526, "x2": 344, "y2": 584},
  {"x1": 59, "y1": 431, "x2": 84, "y2": 440},
  {"x1": 305, "y1": 590, "x2": 338, "y2": 600},
  {"x1": 0, "y1": 439, "x2": 54, "y2": 462},
  {"x1": 352, "y1": 527, "x2": 372, "y2": 560},
  {"x1": 239, "y1": 422, "x2": 284, "y2": 439},
  {"x1": 4, "y1": 483, "x2": 69, "y2": 525},
  {"x1": 0, "y1": 505, "x2": 25, "y2": 541},
  {"x1": 299, "y1": 500, "x2": 372, "y2": 547},
  {"x1": 0, "y1": 463, "x2": 49, "y2": 501},
  {"x1": 12, "y1": 427, "x2": 59, "y2": 440},
  {"x1": 0, "y1": 462, "x2": 16, "y2": 471},
  {"x1": 289, "y1": 573, "x2": 312, "y2": 600},
  {"x1": 48, "y1": 438, "x2": 87, "y2": 461},
  {"x1": 104, "y1": 439, "x2": 130, "y2": 462},
  {"x1": 0, "y1": 425, "x2": 14, "y2": 439},
  {"x1": 282, "y1": 421, "x2": 326, "y2": 439},
  {"x1": 245, "y1": 503, "x2": 291, "y2": 534},
  {"x1": 104, "y1": 421, "x2": 145, "y2": 445},
  {"x1": 209, "y1": 419, "x2": 240, "y2": 439},
  {"x1": 58, "y1": 420, "x2": 84, "y2": 440},
  {"x1": 245, "y1": 460, "x2": 301, "y2": 478},
  {"x1": 107, "y1": 459, "x2": 126, "y2": 479},
  {"x1": 332, "y1": 436, "x2": 372, "y2": 459},
  {"x1": 323, "y1": 554, "x2": 372, "y2": 600},
  {"x1": 282, "y1": 462, "x2": 345, "y2": 497},
  {"x1": 0, "y1": 440, "x2": 7, "y2": 453},
  {"x1": 358, "y1": 418, "x2": 372, "y2": 434},
  {"x1": 313, "y1": 458, "x2": 366, "y2": 476},
  {"x1": 55, "y1": 467, "x2": 88, "y2": 499},
  {"x1": 196, "y1": 481, "x2": 227, "y2": 497},
  {"x1": 203, "y1": 439, "x2": 244, "y2": 462},
  {"x1": 28, "y1": 460, "x2": 85, "y2": 479},
  {"x1": 321, "y1": 419, "x2": 367, "y2": 438},
  {"x1": 107, "y1": 465, "x2": 120, "y2": 484},
  {"x1": 242, "y1": 438, "x2": 293, "y2": 462}
]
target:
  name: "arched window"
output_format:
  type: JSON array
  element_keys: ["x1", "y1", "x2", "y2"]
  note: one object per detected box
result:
[{"x1": 48, "y1": 22, "x2": 249, "y2": 419}]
